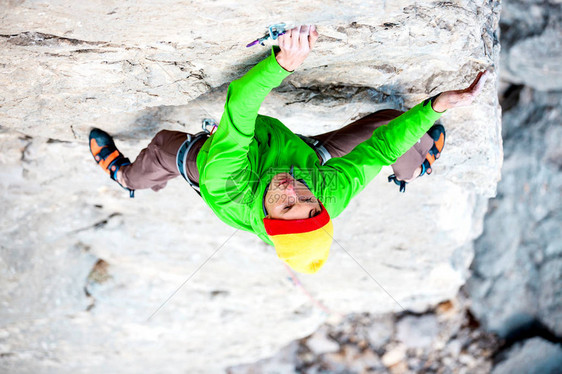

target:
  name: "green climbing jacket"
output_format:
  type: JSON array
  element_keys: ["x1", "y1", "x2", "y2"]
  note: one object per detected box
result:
[{"x1": 196, "y1": 49, "x2": 443, "y2": 246}]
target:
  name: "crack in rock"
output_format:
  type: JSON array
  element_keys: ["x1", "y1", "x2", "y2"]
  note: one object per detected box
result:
[
  {"x1": 1, "y1": 31, "x2": 109, "y2": 47},
  {"x1": 73, "y1": 212, "x2": 122, "y2": 234}
]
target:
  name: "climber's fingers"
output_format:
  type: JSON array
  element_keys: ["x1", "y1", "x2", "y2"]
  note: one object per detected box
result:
[
  {"x1": 279, "y1": 26, "x2": 301, "y2": 51},
  {"x1": 278, "y1": 27, "x2": 292, "y2": 49},
  {"x1": 309, "y1": 25, "x2": 319, "y2": 49},
  {"x1": 281, "y1": 25, "x2": 317, "y2": 50},
  {"x1": 467, "y1": 71, "x2": 485, "y2": 91},
  {"x1": 467, "y1": 70, "x2": 489, "y2": 98},
  {"x1": 289, "y1": 26, "x2": 300, "y2": 48},
  {"x1": 299, "y1": 25, "x2": 311, "y2": 49},
  {"x1": 276, "y1": 25, "x2": 316, "y2": 71},
  {"x1": 278, "y1": 31, "x2": 288, "y2": 49},
  {"x1": 279, "y1": 25, "x2": 317, "y2": 47},
  {"x1": 431, "y1": 70, "x2": 491, "y2": 112},
  {"x1": 452, "y1": 70, "x2": 490, "y2": 106}
]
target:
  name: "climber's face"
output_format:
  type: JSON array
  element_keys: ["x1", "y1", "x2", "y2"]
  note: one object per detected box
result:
[{"x1": 264, "y1": 172, "x2": 321, "y2": 220}]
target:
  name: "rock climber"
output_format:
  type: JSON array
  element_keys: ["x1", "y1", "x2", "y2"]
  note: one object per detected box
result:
[{"x1": 89, "y1": 25, "x2": 489, "y2": 274}]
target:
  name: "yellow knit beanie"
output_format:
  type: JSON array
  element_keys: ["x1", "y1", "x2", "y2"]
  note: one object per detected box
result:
[{"x1": 263, "y1": 202, "x2": 333, "y2": 274}]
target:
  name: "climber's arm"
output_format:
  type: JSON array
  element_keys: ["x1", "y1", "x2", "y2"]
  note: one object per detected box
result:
[
  {"x1": 200, "y1": 51, "x2": 291, "y2": 204},
  {"x1": 317, "y1": 71, "x2": 490, "y2": 218},
  {"x1": 316, "y1": 102, "x2": 443, "y2": 217},
  {"x1": 201, "y1": 25, "x2": 318, "y2": 204}
]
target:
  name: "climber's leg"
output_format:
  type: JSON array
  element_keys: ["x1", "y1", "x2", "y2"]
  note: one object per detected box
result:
[
  {"x1": 119, "y1": 130, "x2": 191, "y2": 191},
  {"x1": 390, "y1": 133, "x2": 435, "y2": 182},
  {"x1": 311, "y1": 110, "x2": 401, "y2": 157}
]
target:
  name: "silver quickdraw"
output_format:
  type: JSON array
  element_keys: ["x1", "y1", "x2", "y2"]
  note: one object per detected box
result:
[
  {"x1": 202, "y1": 118, "x2": 218, "y2": 134},
  {"x1": 246, "y1": 23, "x2": 287, "y2": 47}
]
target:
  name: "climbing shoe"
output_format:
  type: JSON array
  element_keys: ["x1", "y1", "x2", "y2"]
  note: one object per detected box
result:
[
  {"x1": 89, "y1": 128, "x2": 135, "y2": 198},
  {"x1": 421, "y1": 124, "x2": 446, "y2": 177},
  {"x1": 388, "y1": 124, "x2": 446, "y2": 193}
]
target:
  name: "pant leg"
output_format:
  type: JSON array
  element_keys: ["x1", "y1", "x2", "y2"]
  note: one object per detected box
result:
[
  {"x1": 311, "y1": 109, "x2": 434, "y2": 181},
  {"x1": 121, "y1": 130, "x2": 188, "y2": 191}
]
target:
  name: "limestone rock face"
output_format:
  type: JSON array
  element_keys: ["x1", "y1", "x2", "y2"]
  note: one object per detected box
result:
[
  {"x1": 0, "y1": 1, "x2": 501, "y2": 372},
  {"x1": 467, "y1": 0, "x2": 562, "y2": 340},
  {"x1": 466, "y1": 87, "x2": 562, "y2": 338},
  {"x1": 229, "y1": 298, "x2": 500, "y2": 373},
  {"x1": 492, "y1": 338, "x2": 562, "y2": 374},
  {"x1": 499, "y1": 0, "x2": 562, "y2": 91}
]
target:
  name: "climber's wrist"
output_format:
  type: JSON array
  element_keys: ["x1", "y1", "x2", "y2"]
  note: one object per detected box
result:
[
  {"x1": 431, "y1": 93, "x2": 448, "y2": 113},
  {"x1": 275, "y1": 51, "x2": 296, "y2": 72},
  {"x1": 423, "y1": 93, "x2": 446, "y2": 113}
]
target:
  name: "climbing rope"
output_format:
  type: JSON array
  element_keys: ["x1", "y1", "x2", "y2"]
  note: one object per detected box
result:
[{"x1": 283, "y1": 263, "x2": 342, "y2": 318}]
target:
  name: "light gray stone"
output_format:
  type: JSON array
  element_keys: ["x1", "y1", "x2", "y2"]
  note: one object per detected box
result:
[
  {"x1": 499, "y1": 0, "x2": 562, "y2": 90},
  {"x1": 466, "y1": 88, "x2": 562, "y2": 338},
  {"x1": 305, "y1": 328, "x2": 340, "y2": 355},
  {"x1": 465, "y1": 0, "x2": 561, "y2": 351},
  {"x1": 381, "y1": 344, "x2": 407, "y2": 367},
  {"x1": 367, "y1": 314, "x2": 395, "y2": 349},
  {"x1": 396, "y1": 314, "x2": 439, "y2": 349},
  {"x1": 446, "y1": 339, "x2": 462, "y2": 356},
  {"x1": 492, "y1": 338, "x2": 562, "y2": 374},
  {"x1": 228, "y1": 341, "x2": 300, "y2": 374},
  {"x1": 506, "y1": 28, "x2": 562, "y2": 91}
]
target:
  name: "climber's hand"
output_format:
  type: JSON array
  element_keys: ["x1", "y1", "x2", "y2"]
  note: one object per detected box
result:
[
  {"x1": 432, "y1": 70, "x2": 490, "y2": 113},
  {"x1": 276, "y1": 25, "x2": 319, "y2": 72}
]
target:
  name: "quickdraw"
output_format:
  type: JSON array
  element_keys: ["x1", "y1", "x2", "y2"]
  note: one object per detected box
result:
[
  {"x1": 246, "y1": 23, "x2": 287, "y2": 47},
  {"x1": 202, "y1": 118, "x2": 218, "y2": 135}
]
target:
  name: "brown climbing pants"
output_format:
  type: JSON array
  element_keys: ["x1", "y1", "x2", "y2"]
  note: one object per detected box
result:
[{"x1": 120, "y1": 109, "x2": 434, "y2": 191}]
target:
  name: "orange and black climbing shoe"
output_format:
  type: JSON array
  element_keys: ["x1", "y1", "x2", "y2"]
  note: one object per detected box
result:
[
  {"x1": 89, "y1": 128, "x2": 135, "y2": 198},
  {"x1": 420, "y1": 124, "x2": 446, "y2": 177},
  {"x1": 388, "y1": 124, "x2": 446, "y2": 193}
]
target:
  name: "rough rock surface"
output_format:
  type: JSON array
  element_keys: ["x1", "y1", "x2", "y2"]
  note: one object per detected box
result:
[
  {"x1": 0, "y1": 1, "x2": 501, "y2": 372},
  {"x1": 492, "y1": 338, "x2": 562, "y2": 374},
  {"x1": 466, "y1": 0, "x2": 562, "y2": 339},
  {"x1": 228, "y1": 298, "x2": 500, "y2": 373},
  {"x1": 466, "y1": 87, "x2": 562, "y2": 338},
  {"x1": 499, "y1": 0, "x2": 562, "y2": 90}
]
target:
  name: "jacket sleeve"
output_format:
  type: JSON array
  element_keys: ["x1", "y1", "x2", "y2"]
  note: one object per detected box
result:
[
  {"x1": 317, "y1": 101, "x2": 443, "y2": 218},
  {"x1": 200, "y1": 49, "x2": 291, "y2": 206}
]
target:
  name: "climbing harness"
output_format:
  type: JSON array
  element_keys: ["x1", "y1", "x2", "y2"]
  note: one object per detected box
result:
[
  {"x1": 297, "y1": 134, "x2": 332, "y2": 165},
  {"x1": 176, "y1": 118, "x2": 217, "y2": 195},
  {"x1": 246, "y1": 23, "x2": 287, "y2": 47}
]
